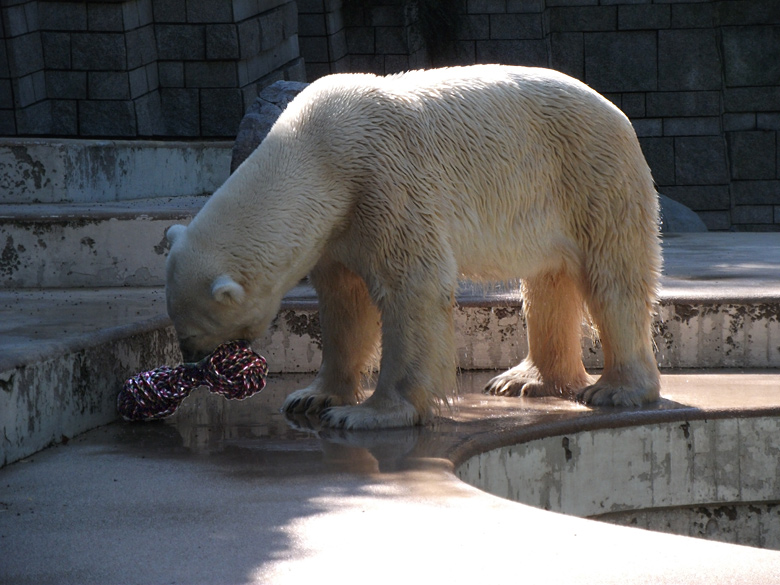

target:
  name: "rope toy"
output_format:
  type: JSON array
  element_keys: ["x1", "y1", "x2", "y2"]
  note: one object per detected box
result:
[{"x1": 117, "y1": 340, "x2": 268, "y2": 421}]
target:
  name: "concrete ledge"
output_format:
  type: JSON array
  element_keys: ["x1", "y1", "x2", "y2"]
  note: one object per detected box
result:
[
  {"x1": 0, "y1": 139, "x2": 231, "y2": 204},
  {"x1": 0, "y1": 197, "x2": 208, "y2": 288}
]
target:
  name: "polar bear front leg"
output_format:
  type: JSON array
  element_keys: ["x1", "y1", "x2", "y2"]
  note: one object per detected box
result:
[
  {"x1": 320, "y1": 281, "x2": 457, "y2": 429},
  {"x1": 282, "y1": 261, "x2": 380, "y2": 416}
]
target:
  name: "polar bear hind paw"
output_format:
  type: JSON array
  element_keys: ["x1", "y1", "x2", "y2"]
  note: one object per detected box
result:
[
  {"x1": 282, "y1": 387, "x2": 356, "y2": 415},
  {"x1": 577, "y1": 384, "x2": 652, "y2": 408},
  {"x1": 319, "y1": 402, "x2": 422, "y2": 430}
]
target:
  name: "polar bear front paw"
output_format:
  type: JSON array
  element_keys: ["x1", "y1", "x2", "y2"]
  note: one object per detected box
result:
[
  {"x1": 484, "y1": 364, "x2": 554, "y2": 397},
  {"x1": 282, "y1": 387, "x2": 356, "y2": 415},
  {"x1": 320, "y1": 402, "x2": 422, "y2": 430}
]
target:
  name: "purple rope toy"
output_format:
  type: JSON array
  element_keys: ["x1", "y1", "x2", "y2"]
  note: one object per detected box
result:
[{"x1": 117, "y1": 340, "x2": 268, "y2": 421}]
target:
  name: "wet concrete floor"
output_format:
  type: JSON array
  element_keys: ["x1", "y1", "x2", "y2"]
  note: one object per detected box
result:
[{"x1": 3, "y1": 371, "x2": 780, "y2": 584}]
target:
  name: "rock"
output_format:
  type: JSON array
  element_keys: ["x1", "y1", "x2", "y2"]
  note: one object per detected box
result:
[
  {"x1": 231, "y1": 80, "x2": 309, "y2": 173},
  {"x1": 659, "y1": 194, "x2": 708, "y2": 232}
]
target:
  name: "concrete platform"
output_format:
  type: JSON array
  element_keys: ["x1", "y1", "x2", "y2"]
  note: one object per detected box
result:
[
  {"x1": 2, "y1": 371, "x2": 780, "y2": 584},
  {"x1": 2, "y1": 233, "x2": 780, "y2": 467}
]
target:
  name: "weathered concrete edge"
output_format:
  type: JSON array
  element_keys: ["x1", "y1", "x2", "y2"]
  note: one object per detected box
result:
[{"x1": 0, "y1": 325, "x2": 180, "y2": 468}]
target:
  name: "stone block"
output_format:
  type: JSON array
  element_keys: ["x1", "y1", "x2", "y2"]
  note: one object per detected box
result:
[
  {"x1": 87, "y1": 3, "x2": 124, "y2": 32},
  {"x1": 50, "y1": 100, "x2": 77, "y2": 134},
  {"x1": 716, "y1": 0, "x2": 780, "y2": 26},
  {"x1": 134, "y1": 88, "x2": 164, "y2": 136},
  {"x1": 696, "y1": 210, "x2": 730, "y2": 231},
  {"x1": 297, "y1": 0, "x2": 324, "y2": 12},
  {"x1": 476, "y1": 40, "x2": 547, "y2": 67},
  {"x1": 80, "y1": 100, "x2": 137, "y2": 136},
  {"x1": 41, "y1": 32, "x2": 70, "y2": 69},
  {"x1": 72, "y1": 33, "x2": 127, "y2": 71},
  {"x1": 325, "y1": 8, "x2": 344, "y2": 34},
  {"x1": 160, "y1": 87, "x2": 199, "y2": 135},
  {"x1": 732, "y1": 205, "x2": 774, "y2": 224},
  {"x1": 672, "y1": 2, "x2": 714, "y2": 28},
  {"x1": 620, "y1": 92, "x2": 645, "y2": 118},
  {"x1": 349, "y1": 53, "x2": 384, "y2": 74},
  {"x1": 369, "y1": 5, "x2": 405, "y2": 27},
  {"x1": 129, "y1": 66, "x2": 149, "y2": 98},
  {"x1": 722, "y1": 26, "x2": 780, "y2": 87},
  {"x1": 3, "y1": 3, "x2": 30, "y2": 36},
  {"x1": 258, "y1": 0, "x2": 295, "y2": 12},
  {"x1": 549, "y1": 6, "x2": 616, "y2": 32},
  {"x1": 758, "y1": 114, "x2": 780, "y2": 130},
  {"x1": 0, "y1": 79, "x2": 13, "y2": 108},
  {"x1": 145, "y1": 61, "x2": 159, "y2": 90},
  {"x1": 549, "y1": 32, "x2": 583, "y2": 80},
  {"x1": 723, "y1": 113, "x2": 756, "y2": 132},
  {"x1": 304, "y1": 61, "x2": 331, "y2": 81},
  {"x1": 618, "y1": 5, "x2": 670, "y2": 30},
  {"x1": 458, "y1": 14, "x2": 489, "y2": 40},
  {"x1": 584, "y1": 31, "x2": 656, "y2": 92},
  {"x1": 259, "y1": 8, "x2": 286, "y2": 51},
  {"x1": 206, "y1": 24, "x2": 240, "y2": 60},
  {"x1": 646, "y1": 91, "x2": 720, "y2": 117},
  {"x1": 674, "y1": 136, "x2": 729, "y2": 186},
  {"x1": 153, "y1": 0, "x2": 186, "y2": 22},
  {"x1": 137, "y1": 0, "x2": 155, "y2": 28},
  {"x1": 724, "y1": 87, "x2": 780, "y2": 113},
  {"x1": 346, "y1": 27, "x2": 375, "y2": 54},
  {"x1": 158, "y1": 61, "x2": 184, "y2": 87},
  {"x1": 38, "y1": 1, "x2": 87, "y2": 31},
  {"x1": 186, "y1": 0, "x2": 234, "y2": 23},
  {"x1": 639, "y1": 136, "x2": 675, "y2": 186},
  {"x1": 185, "y1": 61, "x2": 238, "y2": 88},
  {"x1": 663, "y1": 117, "x2": 720, "y2": 137},
  {"x1": 6, "y1": 32, "x2": 43, "y2": 78},
  {"x1": 238, "y1": 18, "x2": 261, "y2": 58},
  {"x1": 0, "y1": 110, "x2": 16, "y2": 135},
  {"x1": 631, "y1": 118, "x2": 662, "y2": 138},
  {"x1": 46, "y1": 70, "x2": 87, "y2": 100},
  {"x1": 731, "y1": 180, "x2": 780, "y2": 205},
  {"x1": 728, "y1": 131, "x2": 777, "y2": 180},
  {"x1": 662, "y1": 185, "x2": 730, "y2": 212},
  {"x1": 375, "y1": 26, "x2": 406, "y2": 54},
  {"x1": 299, "y1": 36, "x2": 328, "y2": 62},
  {"x1": 155, "y1": 24, "x2": 206, "y2": 61},
  {"x1": 0, "y1": 43, "x2": 8, "y2": 78},
  {"x1": 126, "y1": 25, "x2": 158, "y2": 69},
  {"x1": 328, "y1": 29, "x2": 347, "y2": 61},
  {"x1": 299, "y1": 13, "x2": 327, "y2": 36},
  {"x1": 658, "y1": 29, "x2": 721, "y2": 91},
  {"x1": 14, "y1": 71, "x2": 45, "y2": 107},
  {"x1": 200, "y1": 88, "x2": 244, "y2": 136},
  {"x1": 281, "y1": 1, "x2": 298, "y2": 36},
  {"x1": 233, "y1": 0, "x2": 261, "y2": 21},
  {"x1": 490, "y1": 13, "x2": 543, "y2": 40},
  {"x1": 15, "y1": 100, "x2": 52, "y2": 134},
  {"x1": 467, "y1": 0, "x2": 504, "y2": 14},
  {"x1": 507, "y1": 0, "x2": 543, "y2": 12}
]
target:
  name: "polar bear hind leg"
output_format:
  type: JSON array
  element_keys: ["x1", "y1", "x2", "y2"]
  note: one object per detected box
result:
[
  {"x1": 282, "y1": 260, "x2": 380, "y2": 415},
  {"x1": 577, "y1": 233, "x2": 661, "y2": 407},
  {"x1": 485, "y1": 269, "x2": 592, "y2": 399}
]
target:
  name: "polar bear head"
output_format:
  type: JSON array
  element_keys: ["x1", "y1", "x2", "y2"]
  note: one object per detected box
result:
[{"x1": 164, "y1": 224, "x2": 280, "y2": 363}]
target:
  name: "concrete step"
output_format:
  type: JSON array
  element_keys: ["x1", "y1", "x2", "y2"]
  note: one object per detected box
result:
[
  {"x1": 0, "y1": 138, "x2": 231, "y2": 204},
  {"x1": 2, "y1": 233, "x2": 779, "y2": 467},
  {"x1": 0, "y1": 196, "x2": 208, "y2": 288}
]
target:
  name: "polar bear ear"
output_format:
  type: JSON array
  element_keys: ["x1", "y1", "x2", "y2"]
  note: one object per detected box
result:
[
  {"x1": 211, "y1": 274, "x2": 245, "y2": 305},
  {"x1": 166, "y1": 224, "x2": 187, "y2": 245}
]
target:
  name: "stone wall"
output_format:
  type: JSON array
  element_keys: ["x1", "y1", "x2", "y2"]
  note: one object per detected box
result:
[
  {"x1": 298, "y1": 0, "x2": 780, "y2": 232},
  {"x1": 0, "y1": 0, "x2": 305, "y2": 137}
]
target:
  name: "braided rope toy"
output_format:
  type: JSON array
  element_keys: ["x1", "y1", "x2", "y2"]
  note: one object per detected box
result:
[{"x1": 117, "y1": 340, "x2": 268, "y2": 421}]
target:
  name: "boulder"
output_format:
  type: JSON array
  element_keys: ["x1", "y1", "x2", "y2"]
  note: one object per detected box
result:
[{"x1": 231, "y1": 80, "x2": 309, "y2": 173}]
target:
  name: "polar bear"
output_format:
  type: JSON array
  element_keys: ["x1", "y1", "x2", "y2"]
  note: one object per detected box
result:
[{"x1": 165, "y1": 64, "x2": 662, "y2": 429}]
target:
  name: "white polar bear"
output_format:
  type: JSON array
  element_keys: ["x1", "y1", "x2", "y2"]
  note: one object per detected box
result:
[{"x1": 165, "y1": 64, "x2": 662, "y2": 429}]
